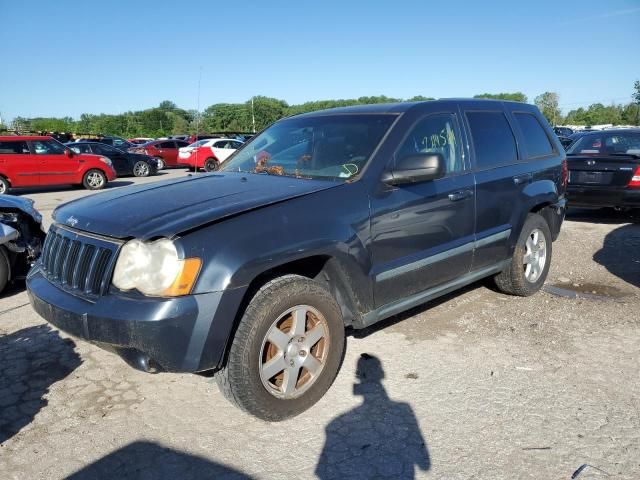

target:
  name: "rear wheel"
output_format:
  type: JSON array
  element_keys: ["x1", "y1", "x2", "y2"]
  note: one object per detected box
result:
[
  {"x1": 0, "y1": 177, "x2": 9, "y2": 194},
  {"x1": 154, "y1": 157, "x2": 165, "y2": 170},
  {"x1": 494, "y1": 213, "x2": 552, "y2": 296},
  {"x1": 204, "y1": 158, "x2": 218, "y2": 172},
  {"x1": 133, "y1": 161, "x2": 151, "y2": 177},
  {"x1": 216, "y1": 275, "x2": 345, "y2": 421},
  {"x1": 82, "y1": 169, "x2": 107, "y2": 190},
  {"x1": 0, "y1": 247, "x2": 10, "y2": 294}
]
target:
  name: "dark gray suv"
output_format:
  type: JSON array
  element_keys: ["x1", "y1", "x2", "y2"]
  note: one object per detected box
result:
[{"x1": 28, "y1": 99, "x2": 567, "y2": 420}]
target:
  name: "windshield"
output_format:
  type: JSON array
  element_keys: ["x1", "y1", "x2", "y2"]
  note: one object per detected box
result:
[
  {"x1": 188, "y1": 139, "x2": 209, "y2": 148},
  {"x1": 220, "y1": 114, "x2": 396, "y2": 181}
]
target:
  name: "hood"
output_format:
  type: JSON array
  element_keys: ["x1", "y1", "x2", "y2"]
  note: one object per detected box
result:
[
  {"x1": 0, "y1": 195, "x2": 43, "y2": 224},
  {"x1": 53, "y1": 172, "x2": 342, "y2": 240}
]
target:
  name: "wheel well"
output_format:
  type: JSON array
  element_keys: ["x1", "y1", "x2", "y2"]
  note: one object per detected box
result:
[
  {"x1": 231, "y1": 255, "x2": 357, "y2": 342},
  {"x1": 0, "y1": 174, "x2": 10, "y2": 186},
  {"x1": 531, "y1": 202, "x2": 561, "y2": 241}
]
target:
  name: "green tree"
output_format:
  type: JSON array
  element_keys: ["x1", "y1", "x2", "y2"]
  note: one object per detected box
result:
[
  {"x1": 474, "y1": 92, "x2": 528, "y2": 103},
  {"x1": 632, "y1": 80, "x2": 640, "y2": 125},
  {"x1": 534, "y1": 92, "x2": 561, "y2": 125}
]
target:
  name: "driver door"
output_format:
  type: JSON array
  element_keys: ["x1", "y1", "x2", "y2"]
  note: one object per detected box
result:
[
  {"x1": 369, "y1": 112, "x2": 476, "y2": 307},
  {"x1": 29, "y1": 139, "x2": 79, "y2": 185}
]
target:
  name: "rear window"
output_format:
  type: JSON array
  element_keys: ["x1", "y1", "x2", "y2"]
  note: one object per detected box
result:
[
  {"x1": 514, "y1": 113, "x2": 554, "y2": 158},
  {"x1": 0, "y1": 141, "x2": 29, "y2": 154},
  {"x1": 466, "y1": 111, "x2": 518, "y2": 169},
  {"x1": 567, "y1": 135, "x2": 603, "y2": 155}
]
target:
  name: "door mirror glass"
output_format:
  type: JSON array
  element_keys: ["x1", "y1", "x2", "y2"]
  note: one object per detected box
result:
[{"x1": 382, "y1": 153, "x2": 446, "y2": 185}]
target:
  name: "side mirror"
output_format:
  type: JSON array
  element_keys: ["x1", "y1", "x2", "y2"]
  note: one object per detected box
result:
[
  {"x1": 381, "y1": 153, "x2": 446, "y2": 185},
  {"x1": 64, "y1": 148, "x2": 74, "y2": 158}
]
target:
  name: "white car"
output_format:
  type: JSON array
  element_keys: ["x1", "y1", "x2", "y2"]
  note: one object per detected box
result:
[{"x1": 178, "y1": 138, "x2": 244, "y2": 171}]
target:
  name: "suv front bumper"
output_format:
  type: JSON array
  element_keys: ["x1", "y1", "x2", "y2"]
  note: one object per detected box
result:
[{"x1": 27, "y1": 266, "x2": 224, "y2": 373}]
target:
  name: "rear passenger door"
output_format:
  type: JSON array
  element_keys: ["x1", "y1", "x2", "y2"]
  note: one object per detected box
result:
[
  {"x1": 463, "y1": 109, "x2": 525, "y2": 271},
  {"x1": 0, "y1": 140, "x2": 40, "y2": 187},
  {"x1": 370, "y1": 111, "x2": 475, "y2": 307}
]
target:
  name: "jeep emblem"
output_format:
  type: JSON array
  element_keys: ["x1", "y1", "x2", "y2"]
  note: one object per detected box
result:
[{"x1": 67, "y1": 216, "x2": 79, "y2": 227}]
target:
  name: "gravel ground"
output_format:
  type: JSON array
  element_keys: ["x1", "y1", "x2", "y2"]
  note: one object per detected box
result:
[{"x1": 0, "y1": 172, "x2": 638, "y2": 479}]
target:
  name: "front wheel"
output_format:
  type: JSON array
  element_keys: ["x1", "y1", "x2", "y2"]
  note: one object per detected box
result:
[
  {"x1": 0, "y1": 247, "x2": 10, "y2": 294},
  {"x1": 494, "y1": 213, "x2": 552, "y2": 296},
  {"x1": 216, "y1": 274, "x2": 345, "y2": 421},
  {"x1": 0, "y1": 176, "x2": 9, "y2": 195},
  {"x1": 133, "y1": 161, "x2": 151, "y2": 177},
  {"x1": 204, "y1": 158, "x2": 218, "y2": 172},
  {"x1": 82, "y1": 169, "x2": 107, "y2": 190}
]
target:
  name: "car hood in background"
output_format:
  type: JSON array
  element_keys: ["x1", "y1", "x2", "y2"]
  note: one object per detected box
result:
[
  {"x1": 53, "y1": 172, "x2": 342, "y2": 239},
  {"x1": 0, "y1": 195, "x2": 43, "y2": 224}
]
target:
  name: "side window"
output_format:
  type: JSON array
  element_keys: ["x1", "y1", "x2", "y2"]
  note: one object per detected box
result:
[
  {"x1": 231, "y1": 141, "x2": 243, "y2": 149},
  {"x1": 514, "y1": 113, "x2": 554, "y2": 158},
  {"x1": 31, "y1": 140, "x2": 66, "y2": 155},
  {"x1": 466, "y1": 111, "x2": 518, "y2": 169},
  {"x1": 0, "y1": 141, "x2": 29, "y2": 154},
  {"x1": 396, "y1": 113, "x2": 464, "y2": 175},
  {"x1": 159, "y1": 141, "x2": 175, "y2": 149},
  {"x1": 69, "y1": 145, "x2": 90, "y2": 154}
]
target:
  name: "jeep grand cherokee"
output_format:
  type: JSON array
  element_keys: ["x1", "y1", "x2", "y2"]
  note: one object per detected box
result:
[{"x1": 28, "y1": 99, "x2": 566, "y2": 421}]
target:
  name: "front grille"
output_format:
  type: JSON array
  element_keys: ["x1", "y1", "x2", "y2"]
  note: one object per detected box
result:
[{"x1": 40, "y1": 225, "x2": 122, "y2": 299}]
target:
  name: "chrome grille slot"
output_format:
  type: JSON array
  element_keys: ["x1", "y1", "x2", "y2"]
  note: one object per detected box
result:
[{"x1": 39, "y1": 225, "x2": 120, "y2": 299}]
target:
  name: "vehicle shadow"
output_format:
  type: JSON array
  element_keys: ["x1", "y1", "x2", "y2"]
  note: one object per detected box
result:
[
  {"x1": 0, "y1": 324, "x2": 81, "y2": 444},
  {"x1": 315, "y1": 354, "x2": 430, "y2": 479},
  {"x1": 11, "y1": 181, "x2": 134, "y2": 195},
  {"x1": 67, "y1": 441, "x2": 254, "y2": 479},
  {"x1": 566, "y1": 207, "x2": 640, "y2": 224},
  {"x1": 351, "y1": 280, "x2": 488, "y2": 339},
  {"x1": 593, "y1": 223, "x2": 640, "y2": 288}
]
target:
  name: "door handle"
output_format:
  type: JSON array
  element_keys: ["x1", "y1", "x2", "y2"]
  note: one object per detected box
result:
[
  {"x1": 513, "y1": 173, "x2": 532, "y2": 185},
  {"x1": 448, "y1": 190, "x2": 473, "y2": 202}
]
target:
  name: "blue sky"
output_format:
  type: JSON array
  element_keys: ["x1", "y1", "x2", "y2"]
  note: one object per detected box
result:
[{"x1": 1, "y1": 0, "x2": 639, "y2": 121}]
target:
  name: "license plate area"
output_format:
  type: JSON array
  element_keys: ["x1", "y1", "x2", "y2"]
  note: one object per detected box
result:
[{"x1": 570, "y1": 171, "x2": 613, "y2": 185}]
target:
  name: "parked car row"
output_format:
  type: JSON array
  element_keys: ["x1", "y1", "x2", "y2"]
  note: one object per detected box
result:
[
  {"x1": 0, "y1": 136, "x2": 117, "y2": 194},
  {"x1": 129, "y1": 138, "x2": 243, "y2": 170}
]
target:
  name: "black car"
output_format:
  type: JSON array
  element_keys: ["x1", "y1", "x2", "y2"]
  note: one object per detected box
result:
[
  {"x1": 553, "y1": 126, "x2": 574, "y2": 137},
  {"x1": 566, "y1": 129, "x2": 640, "y2": 209},
  {"x1": 66, "y1": 142, "x2": 158, "y2": 177},
  {"x1": 558, "y1": 135, "x2": 574, "y2": 150},
  {"x1": 28, "y1": 99, "x2": 566, "y2": 421},
  {"x1": 0, "y1": 196, "x2": 45, "y2": 294}
]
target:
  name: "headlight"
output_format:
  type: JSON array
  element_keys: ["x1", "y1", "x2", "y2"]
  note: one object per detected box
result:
[
  {"x1": 112, "y1": 238, "x2": 201, "y2": 296},
  {"x1": 99, "y1": 156, "x2": 112, "y2": 166}
]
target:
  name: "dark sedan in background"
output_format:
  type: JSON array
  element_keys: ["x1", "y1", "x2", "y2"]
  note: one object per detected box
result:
[
  {"x1": 67, "y1": 142, "x2": 158, "y2": 177},
  {"x1": 566, "y1": 128, "x2": 640, "y2": 210}
]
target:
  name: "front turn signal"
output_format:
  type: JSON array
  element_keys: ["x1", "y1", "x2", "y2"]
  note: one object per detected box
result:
[{"x1": 162, "y1": 258, "x2": 202, "y2": 296}]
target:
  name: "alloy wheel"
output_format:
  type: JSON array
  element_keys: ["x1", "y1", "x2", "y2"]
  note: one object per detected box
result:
[
  {"x1": 523, "y1": 228, "x2": 547, "y2": 283},
  {"x1": 259, "y1": 305, "x2": 330, "y2": 399}
]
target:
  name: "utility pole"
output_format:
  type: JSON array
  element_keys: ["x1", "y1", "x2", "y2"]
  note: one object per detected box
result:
[{"x1": 251, "y1": 96, "x2": 256, "y2": 133}]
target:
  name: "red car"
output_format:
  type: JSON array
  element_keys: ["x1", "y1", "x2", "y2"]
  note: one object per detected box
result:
[
  {"x1": 179, "y1": 138, "x2": 244, "y2": 171},
  {"x1": 128, "y1": 139, "x2": 190, "y2": 169},
  {"x1": 0, "y1": 136, "x2": 117, "y2": 194}
]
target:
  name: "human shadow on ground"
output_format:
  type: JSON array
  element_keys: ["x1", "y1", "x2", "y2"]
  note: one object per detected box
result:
[
  {"x1": 67, "y1": 441, "x2": 254, "y2": 480},
  {"x1": 0, "y1": 324, "x2": 81, "y2": 444},
  {"x1": 315, "y1": 354, "x2": 430, "y2": 479},
  {"x1": 593, "y1": 223, "x2": 640, "y2": 288}
]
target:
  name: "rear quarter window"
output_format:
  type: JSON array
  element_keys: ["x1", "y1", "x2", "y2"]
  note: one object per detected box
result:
[
  {"x1": 466, "y1": 111, "x2": 518, "y2": 169},
  {"x1": 514, "y1": 113, "x2": 554, "y2": 158},
  {"x1": 0, "y1": 141, "x2": 29, "y2": 154}
]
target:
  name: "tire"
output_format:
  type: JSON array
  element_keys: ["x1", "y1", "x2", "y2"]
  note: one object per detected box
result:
[
  {"x1": 133, "y1": 161, "x2": 151, "y2": 177},
  {"x1": 204, "y1": 158, "x2": 218, "y2": 172},
  {"x1": 0, "y1": 176, "x2": 9, "y2": 195},
  {"x1": 154, "y1": 157, "x2": 165, "y2": 170},
  {"x1": 216, "y1": 274, "x2": 345, "y2": 421},
  {"x1": 82, "y1": 169, "x2": 107, "y2": 190},
  {"x1": 0, "y1": 247, "x2": 10, "y2": 295},
  {"x1": 494, "y1": 213, "x2": 552, "y2": 296}
]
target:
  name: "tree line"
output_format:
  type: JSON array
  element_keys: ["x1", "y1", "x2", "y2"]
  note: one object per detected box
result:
[{"x1": 3, "y1": 83, "x2": 639, "y2": 137}]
